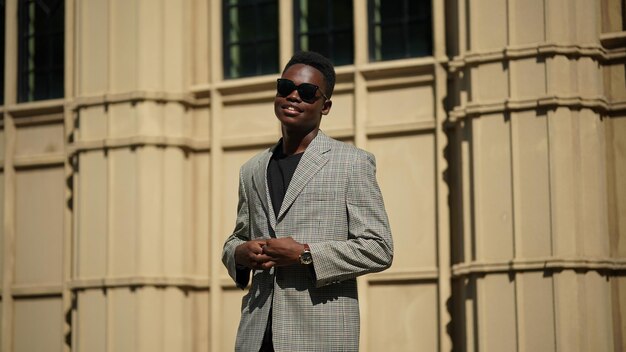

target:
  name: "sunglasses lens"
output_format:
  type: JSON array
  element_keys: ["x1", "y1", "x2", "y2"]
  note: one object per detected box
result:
[
  {"x1": 277, "y1": 79, "x2": 320, "y2": 102},
  {"x1": 277, "y1": 79, "x2": 296, "y2": 97},
  {"x1": 297, "y1": 83, "x2": 318, "y2": 101}
]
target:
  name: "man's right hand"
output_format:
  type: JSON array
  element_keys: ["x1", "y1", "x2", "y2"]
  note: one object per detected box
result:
[{"x1": 234, "y1": 240, "x2": 275, "y2": 270}]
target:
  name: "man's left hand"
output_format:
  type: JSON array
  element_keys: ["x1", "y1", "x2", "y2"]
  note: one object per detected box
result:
[{"x1": 260, "y1": 237, "x2": 305, "y2": 269}]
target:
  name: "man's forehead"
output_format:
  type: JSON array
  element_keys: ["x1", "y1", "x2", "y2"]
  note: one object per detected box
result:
[{"x1": 282, "y1": 64, "x2": 325, "y2": 84}]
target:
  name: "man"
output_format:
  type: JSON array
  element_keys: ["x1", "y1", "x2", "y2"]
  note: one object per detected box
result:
[{"x1": 222, "y1": 51, "x2": 393, "y2": 352}]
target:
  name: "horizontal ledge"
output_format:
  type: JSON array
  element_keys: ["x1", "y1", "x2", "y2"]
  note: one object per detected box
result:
[
  {"x1": 600, "y1": 31, "x2": 626, "y2": 49},
  {"x1": 191, "y1": 60, "x2": 438, "y2": 97},
  {"x1": 4, "y1": 99, "x2": 66, "y2": 117},
  {"x1": 449, "y1": 43, "x2": 609, "y2": 70},
  {"x1": 367, "y1": 121, "x2": 436, "y2": 137},
  {"x1": 449, "y1": 95, "x2": 612, "y2": 120},
  {"x1": 366, "y1": 74, "x2": 434, "y2": 89},
  {"x1": 359, "y1": 57, "x2": 436, "y2": 74},
  {"x1": 69, "y1": 136, "x2": 211, "y2": 155},
  {"x1": 13, "y1": 153, "x2": 66, "y2": 168},
  {"x1": 222, "y1": 134, "x2": 280, "y2": 149},
  {"x1": 367, "y1": 268, "x2": 439, "y2": 283},
  {"x1": 69, "y1": 276, "x2": 210, "y2": 290},
  {"x1": 71, "y1": 91, "x2": 199, "y2": 110},
  {"x1": 10, "y1": 284, "x2": 63, "y2": 297},
  {"x1": 451, "y1": 257, "x2": 626, "y2": 278}
]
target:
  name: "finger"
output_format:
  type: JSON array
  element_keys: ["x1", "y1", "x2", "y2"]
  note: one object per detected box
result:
[
  {"x1": 260, "y1": 261, "x2": 276, "y2": 270},
  {"x1": 253, "y1": 254, "x2": 275, "y2": 263}
]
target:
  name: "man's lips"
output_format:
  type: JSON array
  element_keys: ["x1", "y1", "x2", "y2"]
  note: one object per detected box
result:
[{"x1": 281, "y1": 104, "x2": 303, "y2": 115}]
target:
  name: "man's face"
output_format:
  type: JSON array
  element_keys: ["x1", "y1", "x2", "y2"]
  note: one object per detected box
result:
[{"x1": 274, "y1": 64, "x2": 332, "y2": 133}]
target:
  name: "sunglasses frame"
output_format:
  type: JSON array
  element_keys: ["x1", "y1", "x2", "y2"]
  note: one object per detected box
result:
[{"x1": 276, "y1": 78, "x2": 329, "y2": 103}]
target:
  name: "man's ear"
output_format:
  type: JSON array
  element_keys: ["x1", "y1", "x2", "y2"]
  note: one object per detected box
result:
[{"x1": 321, "y1": 100, "x2": 332, "y2": 115}]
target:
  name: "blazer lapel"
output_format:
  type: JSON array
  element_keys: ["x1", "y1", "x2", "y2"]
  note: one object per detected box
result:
[
  {"x1": 252, "y1": 144, "x2": 278, "y2": 230},
  {"x1": 276, "y1": 131, "x2": 331, "y2": 222}
]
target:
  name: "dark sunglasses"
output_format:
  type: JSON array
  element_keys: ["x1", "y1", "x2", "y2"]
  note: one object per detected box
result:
[{"x1": 276, "y1": 78, "x2": 329, "y2": 103}]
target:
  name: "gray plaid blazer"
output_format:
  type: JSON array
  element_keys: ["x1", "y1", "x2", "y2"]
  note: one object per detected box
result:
[{"x1": 222, "y1": 131, "x2": 393, "y2": 352}]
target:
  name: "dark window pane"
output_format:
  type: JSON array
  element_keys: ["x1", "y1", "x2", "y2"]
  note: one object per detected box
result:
[
  {"x1": 380, "y1": 24, "x2": 404, "y2": 60},
  {"x1": 294, "y1": 0, "x2": 354, "y2": 66},
  {"x1": 380, "y1": 0, "x2": 403, "y2": 22},
  {"x1": 332, "y1": 31, "x2": 353, "y2": 66},
  {"x1": 223, "y1": 0, "x2": 278, "y2": 79},
  {"x1": 0, "y1": 1, "x2": 5, "y2": 105},
  {"x1": 18, "y1": 0, "x2": 64, "y2": 102},
  {"x1": 369, "y1": 0, "x2": 432, "y2": 61}
]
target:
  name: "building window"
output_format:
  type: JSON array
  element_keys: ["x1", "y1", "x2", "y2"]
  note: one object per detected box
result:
[
  {"x1": 368, "y1": 0, "x2": 432, "y2": 61},
  {"x1": 294, "y1": 0, "x2": 354, "y2": 66},
  {"x1": 0, "y1": 0, "x2": 5, "y2": 105},
  {"x1": 223, "y1": 0, "x2": 279, "y2": 79},
  {"x1": 18, "y1": 0, "x2": 64, "y2": 103}
]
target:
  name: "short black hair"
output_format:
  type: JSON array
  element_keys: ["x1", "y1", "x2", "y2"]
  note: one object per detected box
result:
[{"x1": 283, "y1": 51, "x2": 336, "y2": 99}]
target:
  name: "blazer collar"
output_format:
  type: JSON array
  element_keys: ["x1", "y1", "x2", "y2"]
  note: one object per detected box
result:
[
  {"x1": 277, "y1": 130, "x2": 331, "y2": 221},
  {"x1": 251, "y1": 130, "x2": 332, "y2": 229}
]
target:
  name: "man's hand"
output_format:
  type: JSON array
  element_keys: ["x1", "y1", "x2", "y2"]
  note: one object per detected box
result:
[
  {"x1": 234, "y1": 240, "x2": 274, "y2": 270},
  {"x1": 260, "y1": 237, "x2": 305, "y2": 269}
]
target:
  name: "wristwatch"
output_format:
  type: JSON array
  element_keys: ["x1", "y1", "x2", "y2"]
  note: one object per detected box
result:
[{"x1": 299, "y1": 244, "x2": 313, "y2": 265}]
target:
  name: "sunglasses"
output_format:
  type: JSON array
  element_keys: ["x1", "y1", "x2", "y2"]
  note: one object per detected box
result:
[{"x1": 276, "y1": 78, "x2": 329, "y2": 103}]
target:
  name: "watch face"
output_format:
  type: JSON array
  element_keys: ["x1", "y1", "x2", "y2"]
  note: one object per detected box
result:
[{"x1": 300, "y1": 252, "x2": 313, "y2": 265}]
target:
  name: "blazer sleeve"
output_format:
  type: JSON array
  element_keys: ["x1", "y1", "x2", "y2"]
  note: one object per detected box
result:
[
  {"x1": 307, "y1": 150, "x2": 394, "y2": 287},
  {"x1": 222, "y1": 167, "x2": 252, "y2": 289}
]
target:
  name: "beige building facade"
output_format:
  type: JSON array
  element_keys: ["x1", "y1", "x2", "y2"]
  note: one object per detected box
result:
[{"x1": 0, "y1": 0, "x2": 624, "y2": 351}]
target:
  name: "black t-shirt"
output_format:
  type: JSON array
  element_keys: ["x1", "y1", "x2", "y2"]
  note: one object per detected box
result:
[{"x1": 267, "y1": 146, "x2": 303, "y2": 218}]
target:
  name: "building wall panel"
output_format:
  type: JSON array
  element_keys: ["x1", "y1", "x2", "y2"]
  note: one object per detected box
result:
[
  {"x1": 368, "y1": 283, "x2": 438, "y2": 352},
  {"x1": 222, "y1": 101, "x2": 280, "y2": 141},
  {"x1": 163, "y1": 103, "x2": 191, "y2": 138},
  {"x1": 163, "y1": 0, "x2": 187, "y2": 91},
  {"x1": 77, "y1": 151, "x2": 108, "y2": 278},
  {"x1": 368, "y1": 134, "x2": 436, "y2": 270},
  {"x1": 14, "y1": 297, "x2": 63, "y2": 352},
  {"x1": 547, "y1": 108, "x2": 579, "y2": 256},
  {"x1": 109, "y1": 103, "x2": 138, "y2": 138},
  {"x1": 78, "y1": 106, "x2": 108, "y2": 141},
  {"x1": 137, "y1": 147, "x2": 164, "y2": 276},
  {"x1": 76, "y1": 290, "x2": 106, "y2": 352},
  {"x1": 545, "y1": 0, "x2": 575, "y2": 42},
  {"x1": 518, "y1": 272, "x2": 556, "y2": 351},
  {"x1": 221, "y1": 289, "x2": 247, "y2": 352},
  {"x1": 577, "y1": 110, "x2": 609, "y2": 257},
  {"x1": 15, "y1": 167, "x2": 64, "y2": 285},
  {"x1": 514, "y1": 58, "x2": 546, "y2": 99},
  {"x1": 15, "y1": 121, "x2": 64, "y2": 157},
  {"x1": 607, "y1": 116, "x2": 626, "y2": 257},
  {"x1": 78, "y1": 0, "x2": 110, "y2": 95},
  {"x1": 136, "y1": 102, "x2": 165, "y2": 136},
  {"x1": 583, "y1": 272, "x2": 613, "y2": 351},
  {"x1": 322, "y1": 92, "x2": 353, "y2": 132},
  {"x1": 604, "y1": 62, "x2": 626, "y2": 101},
  {"x1": 110, "y1": 0, "x2": 138, "y2": 92},
  {"x1": 110, "y1": 288, "x2": 137, "y2": 351},
  {"x1": 474, "y1": 62, "x2": 508, "y2": 102},
  {"x1": 473, "y1": 114, "x2": 514, "y2": 261},
  {"x1": 137, "y1": 0, "x2": 164, "y2": 91},
  {"x1": 547, "y1": 56, "x2": 576, "y2": 95},
  {"x1": 477, "y1": 274, "x2": 517, "y2": 352},
  {"x1": 367, "y1": 84, "x2": 434, "y2": 126},
  {"x1": 193, "y1": 152, "x2": 211, "y2": 276},
  {"x1": 162, "y1": 148, "x2": 192, "y2": 276},
  {"x1": 469, "y1": 0, "x2": 508, "y2": 51},
  {"x1": 109, "y1": 149, "x2": 138, "y2": 276},
  {"x1": 512, "y1": 0, "x2": 545, "y2": 45},
  {"x1": 553, "y1": 271, "x2": 583, "y2": 351},
  {"x1": 511, "y1": 111, "x2": 551, "y2": 257}
]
